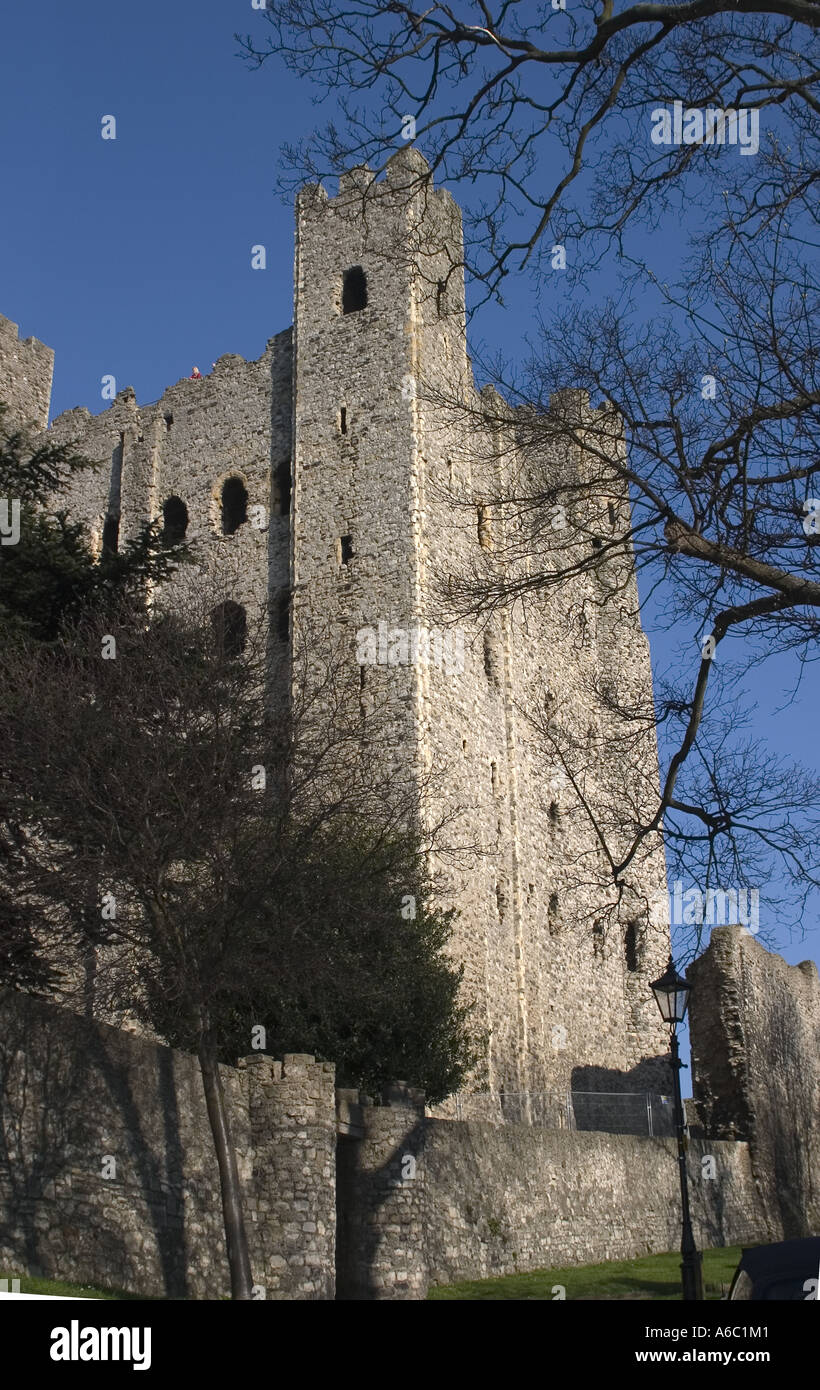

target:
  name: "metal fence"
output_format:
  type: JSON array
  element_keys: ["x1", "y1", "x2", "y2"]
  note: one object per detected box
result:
[{"x1": 450, "y1": 1090, "x2": 677, "y2": 1137}]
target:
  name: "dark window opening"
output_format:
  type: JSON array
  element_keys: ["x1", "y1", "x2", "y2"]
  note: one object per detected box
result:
[
  {"x1": 592, "y1": 536, "x2": 603, "y2": 551},
  {"x1": 342, "y1": 266, "x2": 368, "y2": 314},
  {"x1": 211, "y1": 600, "x2": 247, "y2": 659},
  {"x1": 625, "y1": 921, "x2": 640, "y2": 973},
  {"x1": 549, "y1": 801, "x2": 559, "y2": 825},
  {"x1": 608, "y1": 501, "x2": 616, "y2": 526},
  {"x1": 340, "y1": 407, "x2": 347, "y2": 435},
  {"x1": 162, "y1": 495, "x2": 188, "y2": 545},
  {"x1": 549, "y1": 892, "x2": 559, "y2": 915},
  {"x1": 437, "y1": 279, "x2": 446, "y2": 315},
  {"x1": 276, "y1": 591, "x2": 290, "y2": 644},
  {"x1": 490, "y1": 761, "x2": 498, "y2": 795},
  {"x1": 164, "y1": 412, "x2": 173, "y2": 431},
  {"x1": 102, "y1": 516, "x2": 119, "y2": 554},
  {"x1": 359, "y1": 664, "x2": 367, "y2": 690},
  {"x1": 221, "y1": 476, "x2": 248, "y2": 535},
  {"x1": 340, "y1": 534, "x2": 354, "y2": 565},
  {"x1": 272, "y1": 462, "x2": 291, "y2": 517}
]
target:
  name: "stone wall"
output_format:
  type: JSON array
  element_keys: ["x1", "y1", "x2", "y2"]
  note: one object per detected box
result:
[
  {"x1": 334, "y1": 1087, "x2": 766, "y2": 1299},
  {"x1": 689, "y1": 925, "x2": 820, "y2": 1239},
  {"x1": 0, "y1": 990, "x2": 780, "y2": 1301},
  {"x1": 291, "y1": 152, "x2": 673, "y2": 1104},
  {"x1": 0, "y1": 991, "x2": 336, "y2": 1299}
]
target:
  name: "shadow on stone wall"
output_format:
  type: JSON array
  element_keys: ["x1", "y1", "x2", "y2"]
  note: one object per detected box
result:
[
  {"x1": 84, "y1": 1022, "x2": 189, "y2": 1296},
  {"x1": 0, "y1": 991, "x2": 189, "y2": 1296},
  {"x1": 336, "y1": 1099, "x2": 427, "y2": 1300},
  {"x1": 0, "y1": 991, "x2": 102, "y2": 1278},
  {"x1": 570, "y1": 1057, "x2": 674, "y2": 1135},
  {"x1": 764, "y1": 989, "x2": 815, "y2": 1238}
]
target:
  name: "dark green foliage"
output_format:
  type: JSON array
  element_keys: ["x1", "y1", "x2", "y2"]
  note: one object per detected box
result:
[{"x1": 179, "y1": 830, "x2": 480, "y2": 1105}]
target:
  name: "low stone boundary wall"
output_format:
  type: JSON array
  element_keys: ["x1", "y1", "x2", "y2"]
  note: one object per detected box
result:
[
  {"x1": 0, "y1": 991, "x2": 336, "y2": 1299},
  {"x1": 335, "y1": 1088, "x2": 769, "y2": 1297}
]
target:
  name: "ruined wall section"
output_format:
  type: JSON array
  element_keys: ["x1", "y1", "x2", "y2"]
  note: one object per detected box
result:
[
  {"x1": 0, "y1": 314, "x2": 54, "y2": 432},
  {"x1": 689, "y1": 925, "x2": 820, "y2": 1237}
]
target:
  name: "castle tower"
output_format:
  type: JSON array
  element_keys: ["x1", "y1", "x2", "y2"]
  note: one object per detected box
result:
[{"x1": 291, "y1": 150, "x2": 672, "y2": 1107}]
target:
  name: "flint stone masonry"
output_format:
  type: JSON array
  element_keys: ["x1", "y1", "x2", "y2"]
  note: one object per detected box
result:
[
  {"x1": 1, "y1": 161, "x2": 814, "y2": 1299},
  {"x1": 689, "y1": 925, "x2": 820, "y2": 1238},
  {"x1": 0, "y1": 991, "x2": 335, "y2": 1299}
]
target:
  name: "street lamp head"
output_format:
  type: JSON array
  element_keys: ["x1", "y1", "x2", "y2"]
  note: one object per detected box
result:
[{"x1": 650, "y1": 955, "x2": 692, "y2": 1025}]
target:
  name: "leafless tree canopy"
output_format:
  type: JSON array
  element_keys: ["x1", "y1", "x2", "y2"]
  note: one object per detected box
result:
[{"x1": 240, "y1": 0, "x2": 820, "y2": 292}]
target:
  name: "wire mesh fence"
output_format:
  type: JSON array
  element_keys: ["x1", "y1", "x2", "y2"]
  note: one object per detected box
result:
[{"x1": 449, "y1": 1090, "x2": 677, "y2": 1137}]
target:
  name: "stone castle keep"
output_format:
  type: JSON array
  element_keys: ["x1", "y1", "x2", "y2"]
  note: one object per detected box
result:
[
  {"x1": 0, "y1": 148, "x2": 673, "y2": 1106},
  {"x1": 1, "y1": 152, "x2": 818, "y2": 1297}
]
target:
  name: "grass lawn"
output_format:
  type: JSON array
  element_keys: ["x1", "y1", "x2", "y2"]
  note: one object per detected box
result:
[
  {"x1": 428, "y1": 1246, "x2": 743, "y2": 1300},
  {"x1": 4, "y1": 1246, "x2": 743, "y2": 1301},
  {"x1": 0, "y1": 1272, "x2": 151, "y2": 1300}
]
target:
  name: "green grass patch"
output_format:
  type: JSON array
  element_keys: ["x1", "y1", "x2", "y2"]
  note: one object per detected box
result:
[
  {"x1": 428, "y1": 1245, "x2": 744, "y2": 1300},
  {"x1": 1, "y1": 1271, "x2": 154, "y2": 1300}
]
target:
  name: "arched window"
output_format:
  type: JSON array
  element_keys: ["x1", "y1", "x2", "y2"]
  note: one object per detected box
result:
[
  {"x1": 211, "y1": 601, "x2": 247, "y2": 659},
  {"x1": 342, "y1": 266, "x2": 368, "y2": 314},
  {"x1": 221, "y1": 476, "x2": 248, "y2": 535},
  {"x1": 162, "y1": 495, "x2": 188, "y2": 544}
]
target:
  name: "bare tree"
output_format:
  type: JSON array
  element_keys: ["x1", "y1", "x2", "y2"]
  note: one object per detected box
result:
[{"x1": 239, "y1": 0, "x2": 820, "y2": 292}]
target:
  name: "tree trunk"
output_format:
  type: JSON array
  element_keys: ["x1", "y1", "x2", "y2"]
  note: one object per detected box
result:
[{"x1": 197, "y1": 1036, "x2": 254, "y2": 1299}]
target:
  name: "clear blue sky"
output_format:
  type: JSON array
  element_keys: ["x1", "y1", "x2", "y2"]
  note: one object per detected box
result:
[{"x1": 1, "y1": 0, "x2": 816, "y2": 1008}]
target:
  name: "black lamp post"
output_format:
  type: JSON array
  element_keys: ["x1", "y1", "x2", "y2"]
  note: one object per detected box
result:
[{"x1": 650, "y1": 956, "x2": 704, "y2": 1302}]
